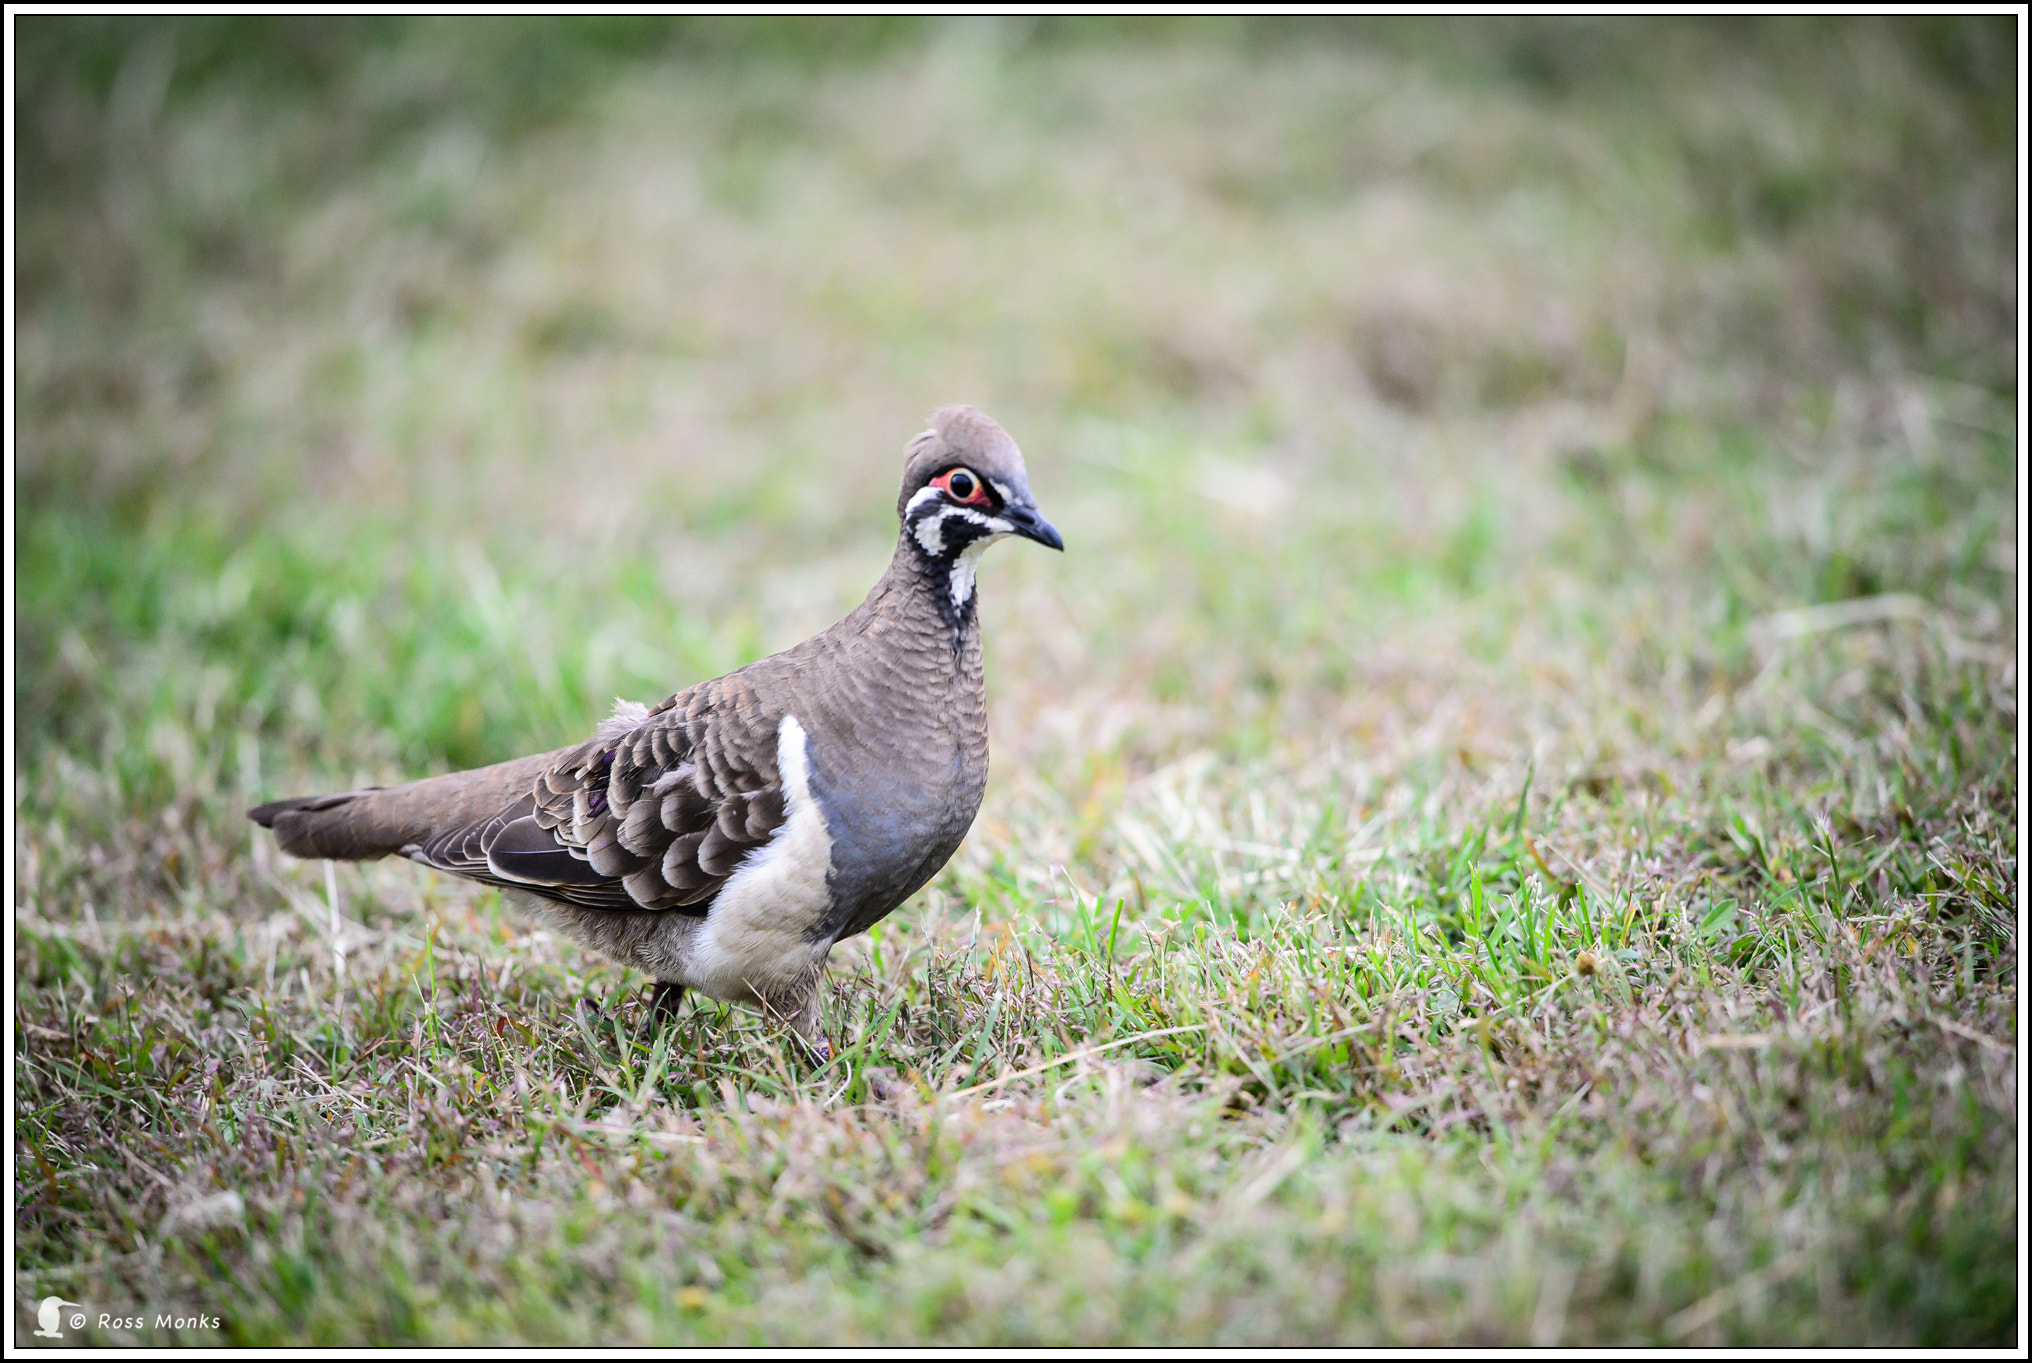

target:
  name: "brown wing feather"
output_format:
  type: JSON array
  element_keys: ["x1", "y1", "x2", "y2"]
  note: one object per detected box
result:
[{"x1": 406, "y1": 678, "x2": 791, "y2": 915}]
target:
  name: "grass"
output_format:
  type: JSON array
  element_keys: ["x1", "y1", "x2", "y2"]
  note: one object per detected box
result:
[{"x1": 12, "y1": 15, "x2": 2019, "y2": 1346}]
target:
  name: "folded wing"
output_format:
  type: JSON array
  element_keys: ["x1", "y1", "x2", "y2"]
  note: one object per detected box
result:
[{"x1": 406, "y1": 687, "x2": 790, "y2": 915}]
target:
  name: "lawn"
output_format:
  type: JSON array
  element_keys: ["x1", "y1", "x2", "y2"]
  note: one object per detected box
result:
[{"x1": 12, "y1": 16, "x2": 2019, "y2": 1345}]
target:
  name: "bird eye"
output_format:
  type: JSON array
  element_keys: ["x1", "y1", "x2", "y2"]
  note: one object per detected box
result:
[{"x1": 941, "y1": 468, "x2": 988, "y2": 504}]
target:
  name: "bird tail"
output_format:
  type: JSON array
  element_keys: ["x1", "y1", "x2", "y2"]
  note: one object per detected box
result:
[{"x1": 249, "y1": 749, "x2": 567, "y2": 861}]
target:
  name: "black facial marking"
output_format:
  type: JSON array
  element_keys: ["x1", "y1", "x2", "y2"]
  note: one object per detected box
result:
[{"x1": 903, "y1": 496, "x2": 998, "y2": 636}]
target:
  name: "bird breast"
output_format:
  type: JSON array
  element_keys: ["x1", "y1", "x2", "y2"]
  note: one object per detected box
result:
[{"x1": 795, "y1": 621, "x2": 989, "y2": 944}]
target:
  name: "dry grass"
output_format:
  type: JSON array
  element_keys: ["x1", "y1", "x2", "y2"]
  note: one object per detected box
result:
[{"x1": 13, "y1": 16, "x2": 2019, "y2": 1346}]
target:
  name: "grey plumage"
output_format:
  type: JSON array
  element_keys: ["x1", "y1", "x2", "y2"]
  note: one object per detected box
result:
[{"x1": 250, "y1": 406, "x2": 1062, "y2": 1056}]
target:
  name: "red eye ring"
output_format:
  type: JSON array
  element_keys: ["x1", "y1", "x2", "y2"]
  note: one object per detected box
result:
[{"x1": 936, "y1": 467, "x2": 992, "y2": 506}]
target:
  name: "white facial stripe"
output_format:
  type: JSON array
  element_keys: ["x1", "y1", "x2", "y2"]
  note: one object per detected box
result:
[
  {"x1": 947, "y1": 507, "x2": 1018, "y2": 538},
  {"x1": 905, "y1": 485, "x2": 944, "y2": 512},
  {"x1": 990, "y1": 479, "x2": 1015, "y2": 504},
  {"x1": 916, "y1": 504, "x2": 1011, "y2": 556}
]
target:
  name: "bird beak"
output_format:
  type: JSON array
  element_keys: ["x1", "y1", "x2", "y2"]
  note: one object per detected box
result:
[{"x1": 1003, "y1": 502, "x2": 1065, "y2": 552}]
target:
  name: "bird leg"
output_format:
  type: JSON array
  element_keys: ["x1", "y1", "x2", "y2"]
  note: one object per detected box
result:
[
  {"x1": 641, "y1": 981, "x2": 687, "y2": 1040},
  {"x1": 638, "y1": 980, "x2": 830, "y2": 1063}
]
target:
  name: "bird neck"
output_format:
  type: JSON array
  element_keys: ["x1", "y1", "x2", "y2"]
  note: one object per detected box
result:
[
  {"x1": 897, "y1": 519, "x2": 998, "y2": 638},
  {"x1": 850, "y1": 531, "x2": 989, "y2": 665}
]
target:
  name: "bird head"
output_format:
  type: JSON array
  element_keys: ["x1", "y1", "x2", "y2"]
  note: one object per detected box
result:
[{"x1": 897, "y1": 406, "x2": 1064, "y2": 561}]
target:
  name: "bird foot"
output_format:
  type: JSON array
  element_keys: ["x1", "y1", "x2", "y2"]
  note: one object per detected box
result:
[
  {"x1": 762, "y1": 996, "x2": 832, "y2": 1067},
  {"x1": 797, "y1": 1030, "x2": 833, "y2": 1066},
  {"x1": 634, "y1": 982, "x2": 830, "y2": 1065}
]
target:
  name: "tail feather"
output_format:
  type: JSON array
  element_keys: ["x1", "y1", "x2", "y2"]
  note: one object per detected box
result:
[{"x1": 249, "y1": 749, "x2": 570, "y2": 861}]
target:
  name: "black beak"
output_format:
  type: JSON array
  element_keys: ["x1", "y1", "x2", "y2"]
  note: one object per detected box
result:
[{"x1": 1004, "y1": 502, "x2": 1065, "y2": 552}]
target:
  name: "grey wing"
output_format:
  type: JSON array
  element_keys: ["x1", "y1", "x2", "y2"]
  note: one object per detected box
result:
[{"x1": 407, "y1": 691, "x2": 789, "y2": 914}]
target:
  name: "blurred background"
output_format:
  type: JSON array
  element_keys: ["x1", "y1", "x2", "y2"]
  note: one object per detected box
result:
[{"x1": 14, "y1": 14, "x2": 2018, "y2": 921}]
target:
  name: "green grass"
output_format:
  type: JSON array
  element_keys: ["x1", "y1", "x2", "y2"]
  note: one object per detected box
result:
[{"x1": 13, "y1": 15, "x2": 2018, "y2": 1346}]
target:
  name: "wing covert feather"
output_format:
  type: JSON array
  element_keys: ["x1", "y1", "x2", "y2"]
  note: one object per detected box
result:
[{"x1": 407, "y1": 681, "x2": 792, "y2": 916}]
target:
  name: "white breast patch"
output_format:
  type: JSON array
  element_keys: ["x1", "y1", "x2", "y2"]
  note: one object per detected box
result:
[{"x1": 682, "y1": 714, "x2": 835, "y2": 1005}]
